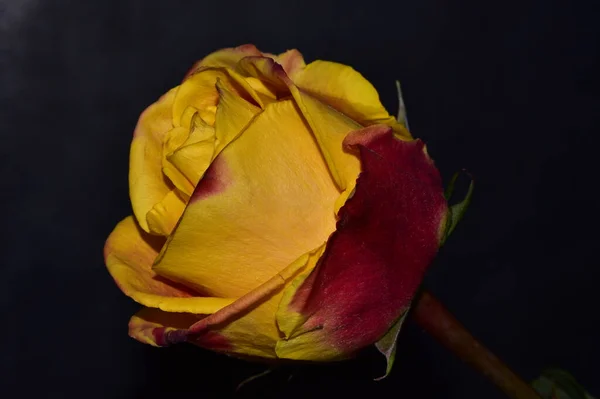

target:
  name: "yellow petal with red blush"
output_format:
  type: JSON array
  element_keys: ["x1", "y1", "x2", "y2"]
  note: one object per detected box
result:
[
  {"x1": 129, "y1": 307, "x2": 201, "y2": 347},
  {"x1": 188, "y1": 266, "x2": 299, "y2": 358},
  {"x1": 153, "y1": 99, "x2": 340, "y2": 298},
  {"x1": 105, "y1": 216, "x2": 235, "y2": 313},
  {"x1": 129, "y1": 88, "x2": 177, "y2": 233},
  {"x1": 275, "y1": 245, "x2": 325, "y2": 339},
  {"x1": 275, "y1": 49, "x2": 306, "y2": 77},
  {"x1": 129, "y1": 303, "x2": 276, "y2": 357},
  {"x1": 293, "y1": 60, "x2": 404, "y2": 131},
  {"x1": 275, "y1": 245, "x2": 346, "y2": 361},
  {"x1": 274, "y1": 246, "x2": 346, "y2": 361},
  {"x1": 131, "y1": 251, "x2": 314, "y2": 358},
  {"x1": 235, "y1": 57, "x2": 290, "y2": 97}
]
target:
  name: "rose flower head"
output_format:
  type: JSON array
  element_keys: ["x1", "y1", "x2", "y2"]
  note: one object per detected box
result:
[{"x1": 104, "y1": 44, "x2": 448, "y2": 362}]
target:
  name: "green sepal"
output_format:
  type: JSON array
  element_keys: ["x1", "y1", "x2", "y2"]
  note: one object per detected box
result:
[
  {"x1": 374, "y1": 306, "x2": 410, "y2": 380},
  {"x1": 441, "y1": 171, "x2": 474, "y2": 245},
  {"x1": 395, "y1": 80, "x2": 410, "y2": 130},
  {"x1": 532, "y1": 368, "x2": 597, "y2": 399}
]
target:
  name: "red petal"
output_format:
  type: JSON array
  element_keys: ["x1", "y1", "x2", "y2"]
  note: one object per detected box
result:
[{"x1": 289, "y1": 125, "x2": 447, "y2": 353}]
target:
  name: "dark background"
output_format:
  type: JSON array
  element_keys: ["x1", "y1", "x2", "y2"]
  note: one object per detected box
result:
[{"x1": 2, "y1": 0, "x2": 598, "y2": 397}]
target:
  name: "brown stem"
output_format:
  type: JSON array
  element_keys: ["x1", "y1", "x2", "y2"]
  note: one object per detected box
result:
[{"x1": 413, "y1": 291, "x2": 541, "y2": 399}]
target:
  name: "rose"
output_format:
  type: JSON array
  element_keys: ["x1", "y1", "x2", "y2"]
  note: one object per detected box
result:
[{"x1": 104, "y1": 44, "x2": 448, "y2": 362}]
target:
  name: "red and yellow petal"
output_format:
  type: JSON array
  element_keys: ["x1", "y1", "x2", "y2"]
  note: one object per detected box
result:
[
  {"x1": 105, "y1": 216, "x2": 235, "y2": 314},
  {"x1": 152, "y1": 99, "x2": 340, "y2": 298},
  {"x1": 128, "y1": 308, "x2": 215, "y2": 348},
  {"x1": 275, "y1": 125, "x2": 448, "y2": 361},
  {"x1": 274, "y1": 49, "x2": 306, "y2": 77},
  {"x1": 131, "y1": 251, "x2": 314, "y2": 358}
]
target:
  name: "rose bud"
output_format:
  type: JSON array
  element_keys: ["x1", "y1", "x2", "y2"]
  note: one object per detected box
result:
[{"x1": 104, "y1": 44, "x2": 448, "y2": 362}]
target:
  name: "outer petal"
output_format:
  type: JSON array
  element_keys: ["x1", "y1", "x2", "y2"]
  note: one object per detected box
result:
[
  {"x1": 105, "y1": 216, "x2": 235, "y2": 313},
  {"x1": 293, "y1": 60, "x2": 405, "y2": 132},
  {"x1": 130, "y1": 251, "x2": 315, "y2": 358},
  {"x1": 275, "y1": 125, "x2": 448, "y2": 361},
  {"x1": 129, "y1": 88, "x2": 177, "y2": 232},
  {"x1": 129, "y1": 308, "x2": 222, "y2": 348},
  {"x1": 153, "y1": 100, "x2": 340, "y2": 298}
]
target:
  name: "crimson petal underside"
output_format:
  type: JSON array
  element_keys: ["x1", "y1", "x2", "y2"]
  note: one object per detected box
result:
[{"x1": 275, "y1": 125, "x2": 448, "y2": 361}]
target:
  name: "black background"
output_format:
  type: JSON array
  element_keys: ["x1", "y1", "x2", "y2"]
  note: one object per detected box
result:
[{"x1": 2, "y1": 0, "x2": 599, "y2": 398}]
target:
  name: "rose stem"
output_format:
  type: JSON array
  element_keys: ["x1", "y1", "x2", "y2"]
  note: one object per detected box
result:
[{"x1": 412, "y1": 291, "x2": 541, "y2": 399}]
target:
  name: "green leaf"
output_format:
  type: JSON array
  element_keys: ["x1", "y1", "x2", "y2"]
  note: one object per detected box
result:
[
  {"x1": 395, "y1": 80, "x2": 409, "y2": 129},
  {"x1": 532, "y1": 368, "x2": 597, "y2": 399},
  {"x1": 374, "y1": 307, "x2": 410, "y2": 380},
  {"x1": 441, "y1": 171, "x2": 474, "y2": 245}
]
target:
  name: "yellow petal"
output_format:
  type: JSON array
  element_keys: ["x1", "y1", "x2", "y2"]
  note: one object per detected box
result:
[
  {"x1": 293, "y1": 60, "x2": 397, "y2": 127},
  {"x1": 213, "y1": 79, "x2": 261, "y2": 154},
  {"x1": 275, "y1": 245, "x2": 325, "y2": 339},
  {"x1": 185, "y1": 44, "x2": 263, "y2": 75},
  {"x1": 274, "y1": 245, "x2": 347, "y2": 361},
  {"x1": 244, "y1": 76, "x2": 278, "y2": 104},
  {"x1": 185, "y1": 116, "x2": 216, "y2": 145},
  {"x1": 174, "y1": 67, "x2": 268, "y2": 127},
  {"x1": 146, "y1": 190, "x2": 187, "y2": 236},
  {"x1": 230, "y1": 57, "x2": 363, "y2": 200},
  {"x1": 164, "y1": 116, "x2": 217, "y2": 188},
  {"x1": 129, "y1": 88, "x2": 177, "y2": 232},
  {"x1": 161, "y1": 126, "x2": 195, "y2": 196},
  {"x1": 276, "y1": 325, "x2": 345, "y2": 361},
  {"x1": 235, "y1": 57, "x2": 290, "y2": 97},
  {"x1": 153, "y1": 100, "x2": 340, "y2": 298},
  {"x1": 288, "y1": 88, "x2": 362, "y2": 193},
  {"x1": 166, "y1": 139, "x2": 215, "y2": 189},
  {"x1": 172, "y1": 69, "x2": 224, "y2": 127},
  {"x1": 105, "y1": 216, "x2": 235, "y2": 313},
  {"x1": 163, "y1": 82, "x2": 260, "y2": 192}
]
